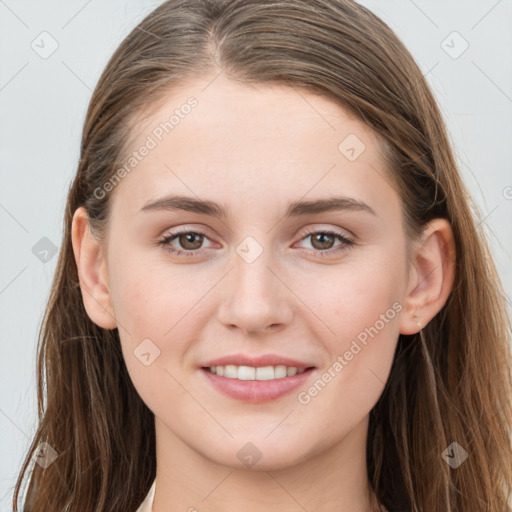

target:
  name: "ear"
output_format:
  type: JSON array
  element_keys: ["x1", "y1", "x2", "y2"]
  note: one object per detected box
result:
[
  {"x1": 71, "y1": 207, "x2": 117, "y2": 329},
  {"x1": 399, "y1": 218, "x2": 456, "y2": 335}
]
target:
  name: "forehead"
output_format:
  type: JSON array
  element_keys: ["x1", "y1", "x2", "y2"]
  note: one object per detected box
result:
[{"x1": 110, "y1": 74, "x2": 399, "y2": 220}]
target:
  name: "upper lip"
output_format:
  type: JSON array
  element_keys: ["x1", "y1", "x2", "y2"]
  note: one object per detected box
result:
[{"x1": 201, "y1": 353, "x2": 315, "y2": 370}]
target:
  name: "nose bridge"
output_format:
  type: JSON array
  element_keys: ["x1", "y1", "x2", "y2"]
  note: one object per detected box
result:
[
  {"x1": 217, "y1": 233, "x2": 293, "y2": 333},
  {"x1": 232, "y1": 234, "x2": 280, "y2": 306}
]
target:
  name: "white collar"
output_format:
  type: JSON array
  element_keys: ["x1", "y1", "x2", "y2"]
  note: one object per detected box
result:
[{"x1": 135, "y1": 479, "x2": 156, "y2": 512}]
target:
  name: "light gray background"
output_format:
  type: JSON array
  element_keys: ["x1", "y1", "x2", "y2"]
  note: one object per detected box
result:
[{"x1": 1, "y1": 0, "x2": 511, "y2": 508}]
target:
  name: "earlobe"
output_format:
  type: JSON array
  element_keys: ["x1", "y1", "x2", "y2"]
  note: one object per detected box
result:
[
  {"x1": 71, "y1": 207, "x2": 117, "y2": 330},
  {"x1": 399, "y1": 218, "x2": 456, "y2": 335}
]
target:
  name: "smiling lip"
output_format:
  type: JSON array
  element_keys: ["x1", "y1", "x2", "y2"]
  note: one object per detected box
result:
[
  {"x1": 200, "y1": 353, "x2": 316, "y2": 403},
  {"x1": 201, "y1": 368, "x2": 315, "y2": 402},
  {"x1": 201, "y1": 353, "x2": 314, "y2": 369}
]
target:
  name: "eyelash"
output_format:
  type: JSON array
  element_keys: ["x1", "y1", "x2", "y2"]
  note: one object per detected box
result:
[{"x1": 157, "y1": 227, "x2": 355, "y2": 258}]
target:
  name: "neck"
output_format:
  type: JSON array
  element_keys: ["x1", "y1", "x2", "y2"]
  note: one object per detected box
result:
[{"x1": 152, "y1": 415, "x2": 381, "y2": 512}]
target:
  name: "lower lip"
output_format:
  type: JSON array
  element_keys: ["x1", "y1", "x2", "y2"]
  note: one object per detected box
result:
[{"x1": 200, "y1": 367, "x2": 315, "y2": 403}]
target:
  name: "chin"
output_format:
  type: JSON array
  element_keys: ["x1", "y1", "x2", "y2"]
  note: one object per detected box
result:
[{"x1": 200, "y1": 437, "x2": 314, "y2": 472}]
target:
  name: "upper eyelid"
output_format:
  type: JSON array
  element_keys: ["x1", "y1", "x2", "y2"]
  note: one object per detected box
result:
[
  {"x1": 163, "y1": 223, "x2": 355, "y2": 238},
  {"x1": 301, "y1": 226, "x2": 354, "y2": 241}
]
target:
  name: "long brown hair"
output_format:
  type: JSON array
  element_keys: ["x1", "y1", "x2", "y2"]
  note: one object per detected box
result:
[{"x1": 13, "y1": 1, "x2": 512, "y2": 510}]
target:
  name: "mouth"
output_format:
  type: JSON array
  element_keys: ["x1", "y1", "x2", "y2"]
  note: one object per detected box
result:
[{"x1": 199, "y1": 360, "x2": 316, "y2": 403}]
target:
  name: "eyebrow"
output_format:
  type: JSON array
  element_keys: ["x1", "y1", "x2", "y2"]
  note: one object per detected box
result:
[{"x1": 139, "y1": 195, "x2": 376, "y2": 218}]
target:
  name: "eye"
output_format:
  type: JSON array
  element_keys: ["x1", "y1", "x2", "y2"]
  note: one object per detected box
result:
[
  {"x1": 157, "y1": 229, "x2": 212, "y2": 257},
  {"x1": 296, "y1": 228, "x2": 355, "y2": 257}
]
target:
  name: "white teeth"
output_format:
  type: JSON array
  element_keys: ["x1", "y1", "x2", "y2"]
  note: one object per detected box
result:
[
  {"x1": 224, "y1": 365, "x2": 238, "y2": 378},
  {"x1": 208, "y1": 364, "x2": 308, "y2": 380},
  {"x1": 255, "y1": 366, "x2": 275, "y2": 380},
  {"x1": 237, "y1": 366, "x2": 256, "y2": 380},
  {"x1": 274, "y1": 365, "x2": 287, "y2": 378}
]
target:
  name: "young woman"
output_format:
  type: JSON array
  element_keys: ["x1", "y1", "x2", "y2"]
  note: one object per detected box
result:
[{"x1": 13, "y1": 1, "x2": 512, "y2": 511}]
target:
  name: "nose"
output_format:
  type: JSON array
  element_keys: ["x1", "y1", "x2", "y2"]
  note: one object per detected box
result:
[{"x1": 216, "y1": 246, "x2": 295, "y2": 336}]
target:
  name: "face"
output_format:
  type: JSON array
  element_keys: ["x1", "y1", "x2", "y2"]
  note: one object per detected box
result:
[{"x1": 98, "y1": 75, "x2": 412, "y2": 470}]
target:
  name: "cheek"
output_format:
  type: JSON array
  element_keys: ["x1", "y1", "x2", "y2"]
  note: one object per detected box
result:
[
  {"x1": 108, "y1": 244, "x2": 198, "y2": 336},
  {"x1": 304, "y1": 245, "x2": 406, "y2": 404},
  {"x1": 316, "y1": 243, "x2": 406, "y2": 337},
  {"x1": 113, "y1": 278, "x2": 191, "y2": 418},
  {"x1": 107, "y1": 254, "x2": 212, "y2": 403}
]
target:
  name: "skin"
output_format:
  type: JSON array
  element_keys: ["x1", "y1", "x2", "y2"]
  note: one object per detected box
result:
[{"x1": 71, "y1": 74, "x2": 455, "y2": 512}]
